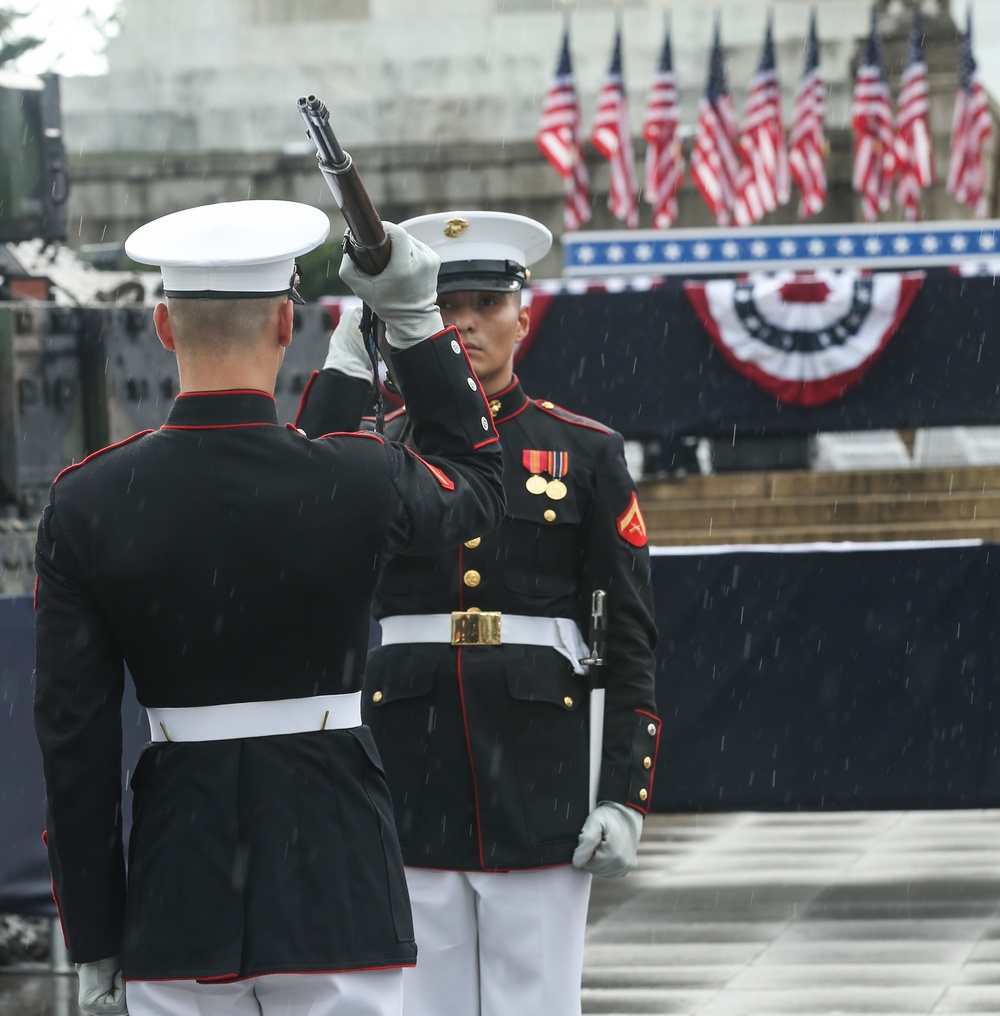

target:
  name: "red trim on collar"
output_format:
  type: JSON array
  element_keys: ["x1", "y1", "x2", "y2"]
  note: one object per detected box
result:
[{"x1": 176, "y1": 389, "x2": 275, "y2": 401}]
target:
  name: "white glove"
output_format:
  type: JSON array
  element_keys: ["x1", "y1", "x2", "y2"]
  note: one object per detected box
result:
[
  {"x1": 322, "y1": 306, "x2": 371, "y2": 381},
  {"x1": 572, "y1": 801, "x2": 643, "y2": 878},
  {"x1": 77, "y1": 955, "x2": 128, "y2": 1015},
  {"x1": 338, "y1": 222, "x2": 444, "y2": 348}
]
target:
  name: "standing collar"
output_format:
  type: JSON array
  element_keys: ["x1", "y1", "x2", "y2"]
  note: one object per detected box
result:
[
  {"x1": 487, "y1": 376, "x2": 530, "y2": 424},
  {"x1": 163, "y1": 389, "x2": 278, "y2": 429}
]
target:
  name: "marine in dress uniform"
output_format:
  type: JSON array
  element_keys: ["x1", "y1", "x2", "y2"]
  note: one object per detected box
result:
[
  {"x1": 296, "y1": 211, "x2": 661, "y2": 1016},
  {"x1": 33, "y1": 202, "x2": 506, "y2": 1016}
]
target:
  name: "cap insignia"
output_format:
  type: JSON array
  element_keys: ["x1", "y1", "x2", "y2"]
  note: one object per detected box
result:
[{"x1": 444, "y1": 217, "x2": 470, "y2": 238}]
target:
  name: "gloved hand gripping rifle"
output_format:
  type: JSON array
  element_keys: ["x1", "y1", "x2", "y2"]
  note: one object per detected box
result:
[{"x1": 297, "y1": 94, "x2": 395, "y2": 432}]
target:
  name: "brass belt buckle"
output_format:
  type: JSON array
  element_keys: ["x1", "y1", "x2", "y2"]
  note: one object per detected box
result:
[{"x1": 451, "y1": 608, "x2": 502, "y2": 646}]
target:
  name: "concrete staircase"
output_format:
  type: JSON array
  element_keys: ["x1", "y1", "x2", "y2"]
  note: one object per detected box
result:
[{"x1": 638, "y1": 465, "x2": 1000, "y2": 546}]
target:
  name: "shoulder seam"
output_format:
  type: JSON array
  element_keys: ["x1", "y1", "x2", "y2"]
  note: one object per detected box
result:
[
  {"x1": 53, "y1": 430, "x2": 154, "y2": 484},
  {"x1": 317, "y1": 430, "x2": 386, "y2": 444},
  {"x1": 533, "y1": 400, "x2": 613, "y2": 435}
]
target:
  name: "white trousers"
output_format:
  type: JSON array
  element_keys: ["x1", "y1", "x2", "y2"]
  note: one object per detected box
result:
[
  {"x1": 126, "y1": 969, "x2": 403, "y2": 1016},
  {"x1": 402, "y1": 865, "x2": 592, "y2": 1016}
]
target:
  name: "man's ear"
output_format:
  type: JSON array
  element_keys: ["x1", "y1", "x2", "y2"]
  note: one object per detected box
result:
[
  {"x1": 514, "y1": 300, "x2": 531, "y2": 345},
  {"x1": 277, "y1": 298, "x2": 294, "y2": 349},
  {"x1": 153, "y1": 303, "x2": 175, "y2": 352}
]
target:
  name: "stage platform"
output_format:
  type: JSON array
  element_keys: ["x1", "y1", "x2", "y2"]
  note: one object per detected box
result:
[{"x1": 3, "y1": 810, "x2": 999, "y2": 1015}]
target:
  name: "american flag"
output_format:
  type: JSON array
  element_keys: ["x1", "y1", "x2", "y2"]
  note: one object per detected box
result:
[
  {"x1": 895, "y1": 8, "x2": 934, "y2": 221},
  {"x1": 691, "y1": 20, "x2": 739, "y2": 226},
  {"x1": 734, "y1": 16, "x2": 790, "y2": 226},
  {"x1": 851, "y1": 9, "x2": 895, "y2": 222},
  {"x1": 591, "y1": 28, "x2": 639, "y2": 229},
  {"x1": 947, "y1": 9, "x2": 992, "y2": 218},
  {"x1": 642, "y1": 27, "x2": 684, "y2": 229},
  {"x1": 789, "y1": 10, "x2": 827, "y2": 219},
  {"x1": 536, "y1": 26, "x2": 591, "y2": 232}
]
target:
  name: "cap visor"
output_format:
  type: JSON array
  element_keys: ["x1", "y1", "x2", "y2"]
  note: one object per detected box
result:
[{"x1": 437, "y1": 273, "x2": 521, "y2": 294}]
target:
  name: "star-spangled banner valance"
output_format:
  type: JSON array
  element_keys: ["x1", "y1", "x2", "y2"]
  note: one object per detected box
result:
[{"x1": 562, "y1": 219, "x2": 1000, "y2": 276}]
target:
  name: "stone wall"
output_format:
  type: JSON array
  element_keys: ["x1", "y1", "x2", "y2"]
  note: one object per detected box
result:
[{"x1": 57, "y1": 0, "x2": 996, "y2": 282}]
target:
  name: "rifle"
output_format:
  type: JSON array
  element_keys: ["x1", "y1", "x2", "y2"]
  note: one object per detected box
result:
[{"x1": 296, "y1": 93, "x2": 395, "y2": 428}]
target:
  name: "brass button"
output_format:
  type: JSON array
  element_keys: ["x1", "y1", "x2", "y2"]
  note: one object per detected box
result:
[
  {"x1": 463, "y1": 569, "x2": 481, "y2": 588},
  {"x1": 563, "y1": 696, "x2": 574, "y2": 708},
  {"x1": 464, "y1": 537, "x2": 481, "y2": 549},
  {"x1": 544, "y1": 509, "x2": 556, "y2": 522},
  {"x1": 372, "y1": 691, "x2": 383, "y2": 703},
  {"x1": 643, "y1": 756, "x2": 652, "y2": 769},
  {"x1": 540, "y1": 400, "x2": 555, "y2": 409},
  {"x1": 647, "y1": 723, "x2": 657, "y2": 736},
  {"x1": 639, "y1": 788, "x2": 648, "y2": 802}
]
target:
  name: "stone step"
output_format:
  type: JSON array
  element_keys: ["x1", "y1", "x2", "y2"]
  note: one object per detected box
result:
[
  {"x1": 647, "y1": 518, "x2": 1000, "y2": 546},
  {"x1": 639, "y1": 466, "x2": 1000, "y2": 504},
  {"x1": 642, "y1": 492, "x2": 1000, "y2": 530}
]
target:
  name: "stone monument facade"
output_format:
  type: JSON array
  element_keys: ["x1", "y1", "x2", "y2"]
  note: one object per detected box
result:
[{"x1": 59, "y1": 0, "x2": 992, "y2": 281}]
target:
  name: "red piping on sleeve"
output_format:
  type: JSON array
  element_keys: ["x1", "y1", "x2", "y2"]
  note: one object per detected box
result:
[
  {"x1": 294, "y1": 370, "x2": 320, "y2": 429},
  {"x1": 405, "y1": 450, "x2": 455, "y2": 490},
  {"x1": 634, "y1": 708, "x2": 661, "y2": 815}
]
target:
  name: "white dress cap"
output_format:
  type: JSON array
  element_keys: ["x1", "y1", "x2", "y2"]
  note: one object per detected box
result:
[
  {"x1": 125, "y1": 199, "x2": 330, "y2": 298},
  {"x1": 399, "y1": 210, "x2": 552, "y2": 293}
]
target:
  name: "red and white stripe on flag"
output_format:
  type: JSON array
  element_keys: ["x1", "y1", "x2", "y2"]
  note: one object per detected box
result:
[
  {"x1": 642, "y1": 32, "x2": 683, "y2": 229},
  {"x1": 947, "y1": 14, "x2": 991, "y2": 219},
  {"x1": 852, "y1": 67, "x2": 895, "y2": 221},
  {"x1": 536, "y1": 28, "x2": 591, "y2": 232},
  {"x1": 789, "y1": 14, "x2": 826, "y2": 219},
  {"x1": 692, "y1": 23, "x2": 739, "y2": 227},
  {"x1": 683, "y1": 271, "x2": 924, "y2": 407},
  {"x1": 591, "y1": 30, "x2": 639, "y2": 229},
  {"x1": 734, "y1": 23, "x2": 789, "y2": 226},
  {"x1": 852, "y1": 14, "x2": 895, "y2": 222},
  {"x1": 895, "y1": 12, "x2": 934, "y2": 221}
]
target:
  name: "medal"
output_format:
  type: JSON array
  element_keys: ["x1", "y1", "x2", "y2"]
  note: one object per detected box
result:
[
  {"x1": 526, "y1": 475, "x2": 548, "y2": 495},
  {"x1": 545, "y1": 478, "x2": 567, "y2": 500}
]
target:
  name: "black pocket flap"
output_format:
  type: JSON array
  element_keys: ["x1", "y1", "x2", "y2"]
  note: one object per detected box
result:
[{"x1": 504, "y1": 648, "x2": 584, "y2": 711}]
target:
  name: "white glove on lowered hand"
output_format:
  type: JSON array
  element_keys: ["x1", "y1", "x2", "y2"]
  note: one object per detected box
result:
[
  {"x1": 338, "y1": 222, "x2": 444, "y2": 348},
  {"x1": 77, "y1": 955, "x2": 128, "y2": 1015},
  {"x1": 572, "y1": 801, "x2": 643, "y2": 879},
  {"x1": 322, "y1": 306, "x2": 371, "y2": 381}
]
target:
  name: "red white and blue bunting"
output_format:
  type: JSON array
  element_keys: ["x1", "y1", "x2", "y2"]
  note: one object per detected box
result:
[{"x1": 684, "y1": 270, "x2": 924, "y2": 406}]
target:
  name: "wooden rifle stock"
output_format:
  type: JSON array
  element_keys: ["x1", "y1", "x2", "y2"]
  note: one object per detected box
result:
[{"x1": 296, "y1": 94, "x2": 391, "y2": 275}]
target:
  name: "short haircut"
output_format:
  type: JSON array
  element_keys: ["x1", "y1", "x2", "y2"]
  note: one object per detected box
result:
[{"x1": 165, "y1": 296, "x2": 283, "y2": 349}]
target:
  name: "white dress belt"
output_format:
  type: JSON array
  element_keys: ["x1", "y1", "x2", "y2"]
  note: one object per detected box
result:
[
  {"x1": 378, "y1": 614, "x2": 590, "y2": 675},
  {"x1": 147, "y1": 692, "x2": 363, "y2": 743}
]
